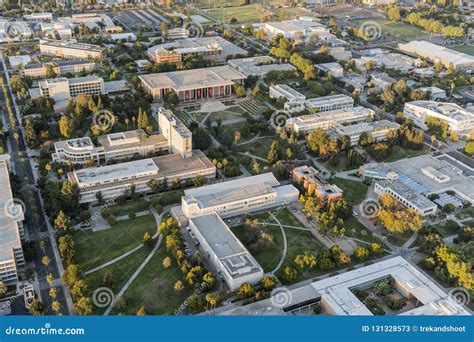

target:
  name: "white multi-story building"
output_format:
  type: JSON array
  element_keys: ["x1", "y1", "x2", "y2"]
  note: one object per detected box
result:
[
  {"x1": 24, "y1": 13, "x2": 53, "y2": 21},
  {"x1": 218, "y1": 256, "x2": 471, "y2": 315},
  {"x1": 305, "y1": 94, "x2": 354, "y2": 113},
  {"x1": 68, "y1": 150, "x2": 216, "y2": 204},
  {"x1": 228, "y1": 56, "x2": 296, "y2": 77},
  {"x1": 263, "y1": 19, "x2": 331, "y2": 42},
  {"x1": 157, "y1": 108, "x2": 192, "y2": 158},
  {"x1": 269, "y1": 84, "x2": 306, "y2": 113},
  {"x1": 39, "y1": 76, "x2": 104, "y2": 101},
  {"x1": 315, "y1": 62, "x2": 344, "y2": 78},
  {"x1": 21, "y1": 60, "x2": 95, "y2": 79},
  {"x1": 331, "y1": 120, "x2": 400, "y2": 146},
  {"x1": 403, "y1": 101, "x2": 474, "y2": 135},
  {"x1": 0, "y1": 155, "x2": 25, "y2": 286},
  {"x1": 39, "y1": 39, "x2": 104, "y2": 60},
  {"x1": 399, "y1": 41, "x2": 474, "y2": 70},
  {"x1": 177, "y1": 173, "x2": 299, "y2": 222},
  {"x1": 188, "y1": 213, "x2": 264, "y2": 291}
]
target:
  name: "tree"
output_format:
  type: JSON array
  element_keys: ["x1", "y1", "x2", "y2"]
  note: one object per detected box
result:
[
  {"x1": 29, "y1": 300, "x2": 45, "y2": 316},
  {"x1": 143, "y1": 232, "x2": 153, "y2": 248},
  {"x1": 0, "y1": 281, "x2": 6, "y2": 298},
  {"x1": 137, "y1": 306, "x2": 147, "y2": 315},
  {"x1": 51, "y1": 300, "x2": 61, "y2": 314},
  {"x1": 260, "y1": 276, "x2": 277, "y2": 291},
  {"x1": 75, "y1": 297, "x2": 93, "y2": 315},
  {"x1": 205, "y1": 292, "x2": 220, "y2": 310},
  {"x1": 54, "y1": 210, "x2": 70, "y2": 231},
  {"x1": 387, "y1": 7, "x2": 401, "y2": 21},
  {"x1": 370, "y1": 242, "x2": 383, "y2": 255},
  {"x1": 282, "y1": 266, "x2": 298, "y2": 283},
  {"x1": 354, "y1": 247, "x2": 370, "y2": 261},
  {"x1": 174, "y1": 280, "x2": 184, "y2": 293},
  {"x1": 162, "y1": 257, "x2": 172, "y2": 269},
  {"x1": 42, "y1": 256, "x2": 51, "y2": 267},
  {"x1": 465, "y1": 142, "x2": 474, "y2": 156},
  {"x1": 237, "y1": 283, "x2": 255, "y2": 299},
  {"x1": 267, "y1": 141, "x2": 280, "y2": 164},
  {"x1": 234, "y1": 84, "x2": 246, "y2": 97},
  {"x1": 102, "y1": 271, "x2": 116, "y2": 289},
  {"x1": 59, "y1": 115, "x2": 71, "y2": 138},
  {"x1": 58, "y1": 234, "x2": 75, "y2": 262}
]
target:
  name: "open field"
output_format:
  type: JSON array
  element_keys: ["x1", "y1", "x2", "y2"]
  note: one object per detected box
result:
[
  {"x1": 433, "y1": 220, "x2": 461, "y2": 238},
  {"x1": 331, "y1": 178, "x2": 368, "y2": 206},
  {"x1": 109, "y1": 199, "x2": 150, "y2": 217},
  {"x1": 354, "y1": 18, "x2": 430, "y2": 40},
  {"x1": 371, "y1": 145, "x2": 430, "y2": 163},
  {"x1": 71, "y1": 214, "x2": 156, "y2": 271},
  {"x1": 455, "y1": 207, "x2": 474, "y2": 220},
  {"x1": 345, "y1": 217, "x2": 377, "y2": 243},
  {"x1": 450, "y1": 45, "x2": 474, "y2": 56},
  {"x1": 206, "y1": 4, "x2": 275, "y2": 23}
]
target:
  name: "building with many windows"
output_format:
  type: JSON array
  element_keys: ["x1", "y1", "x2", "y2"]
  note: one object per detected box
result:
[
  {"x1": 228, "y1": 56, "x2": 296, "y2": 77},
  {"x1": 292, "y1": 166, "x2": 343, "y2": 205},
  {"x1": 20, "y1": 60, "x2": 95, "y2": 79},
  {"x1": 330, "y1": 120, "x2": 400, "y2": 146},
  {"x1": 156, "y1": 107, "x2": 192, "y2": 158},
  {"x1": 68, "y1": 150, "x2": 216, "y2": 204},
  {"x1": 39, "y1": 39, "x2": 104, "y2": 60},
  {"x1": 403, "y1": 101, "x2": 474, "y2": 136},
  {"x1": 286, "y1": 106, "x2": 374, "y2": 134},
  {"x1": 188, "y1": 213, "x2": 264, "y2": 291},
  {"x1": 174, "y1": 173, "x2": 299, "y2": 224},
  {"x1": 305, "y1": 94, "x2": 354, "y2": 113},
  {"x1": 140, "y1": 66, "x2": 246, "y2": 105},
  {"x1": 269, "y1": 84, "x2": 306, "y2": 113},
  {"x1": 0, "y1": 155, "x2": 25, "y2": 286},
  {"x1": 39, "y1": 76, "x2": 104, "y2": 101}
]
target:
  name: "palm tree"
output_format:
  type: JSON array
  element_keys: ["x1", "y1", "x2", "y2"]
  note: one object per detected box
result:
[
  {"x1": 222, "y1": 159, "x2": 228, "y2": 178},
  {"x1": 51, "y1": 300, "x2": 61, "y2": 314},
  {"x1": 42, "y1": 256, "x2": 50, "y2": 267},
  {"x1": 46, "y1": 273, "x2": 54, "y2": 286}
]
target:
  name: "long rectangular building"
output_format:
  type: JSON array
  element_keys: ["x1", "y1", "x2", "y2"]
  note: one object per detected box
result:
[
  {"x1": 39, "y1": 76, "x2": 104, "y2": 101},
  {"x1": 305, "y1": 94, "x2": 354, "y2": 113},
  {"x1": 68, "y1": 150, "x2": 216, "y2": 203},
  {"x1": 0, "y1": 155, "x2": 25, "y2": 285},
  {"x1": 189, "y1": 213, "x2": 264, "y2": 291},
  {"x1": 20, "y1": 60, "x2": 95, "y2": 79},
  {"x1": 140, "y1": 66, "x2": 246, "y2": 104},
  {"x1": 177, "y1": 173, "x2": 299, "y2": 222},
  {"x1": 39, "y1": 39, "x2": 104, "y2": 60}
]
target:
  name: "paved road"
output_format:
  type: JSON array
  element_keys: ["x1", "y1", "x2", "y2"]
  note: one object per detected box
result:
[{"x1": 0, "y1": 56, "x2": 70, "y2": 315}]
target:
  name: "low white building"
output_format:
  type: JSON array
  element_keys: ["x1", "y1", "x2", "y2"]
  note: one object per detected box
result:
[
  {"x1": 24, "y1": 13, "x2": 53, "y2": 21},
  {"x1": 228, "y1": 56, "x2": 296, "y2": 77},
  {"x1": 21, "y1": 60, "x2": 95, "y2": 79},
  {"x1": 305, "y1": 94, "x2": 354, "y2": 113},
  {"x1": 331, "y1": 120, "x2": 400, "y2": 146},
  {"x1": 38, "y1": 76, "x2": 104, "y2": 102},
  {"x1": 189, "y1": 213, "x2": 264, "y2": 291},
  {"x1": 416, "y1": 87, "x2": 447, "y2": 101},
  {"x1": 178, "y1": 173, "x2": 299, "y2": 221},
  {"x1": 269, "y1": 84, "x2": 306, "y2": 113},
  {"x1": 263, "y1": 19, "x2": 330, "y2": 42},
  {"x1": 315, "y1": 62, "x2": 344, "y2": 78},
  {"x1": 403, "y1": 101, "x2": 474, "y2": 135}
]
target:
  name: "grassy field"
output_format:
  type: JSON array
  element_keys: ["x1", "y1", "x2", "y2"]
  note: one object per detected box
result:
[
  {"x1": 433, "y1": 220, "x2": 461, "y2": 237},
  {"x1": 86, "y1": 248, "x2": 150, "y2": 314},
  {"x1": 321, "y1": 152, "x2": 366, "y2": 173},
  {"x1": 345, "y1": 217, "x2": 376, "y2": 243},
  {"x1": 206, "y1": 4, "x2": 275, "y2": 23},
  {"x1": 450, "y1": 45, "x2": 474, "y2": 56},
  {"x1": 71, "y1": 214, "x2": 156, "y2": 271},
  {"x1": 236, "y1": 137, "x2": 277, "y2": 160},
  {"x1": 386, "y1": 230, "x2": 415, "y2": 247},
  {"x1": 455, "y1": 207, "x2": 474, "y2": 220},
  {"x1": 331, "y1": 178, "x2": 368, "y2": 206},
  {"x1": 108, "y1": 199, "x2": 150, "y2": 217},
  {"x1": 354, "y1": 19, "x2": 430, "y2": 40},
  {"x1": 372, "y1": 145, "x2": 430, "y2": 163},
  {"x1": 112, "y1": 248, "x2": 193, "y2": 315},
  {"x1": 273, "y1": 208, "x2": 305, "y2": 227}
]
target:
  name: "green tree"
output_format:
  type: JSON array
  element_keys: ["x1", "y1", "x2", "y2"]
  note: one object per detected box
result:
[
  {"x1": 54, "y1": 210, "x2": 70, "y2": 231},
  {"x1": 237, "y1": 283, "x2": 255, "y2": 299},
  {"x1": 59, "y1": 115, "x2": 71, "y2": 138}
]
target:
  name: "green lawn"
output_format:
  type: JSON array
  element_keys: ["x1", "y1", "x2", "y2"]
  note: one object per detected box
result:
[
  {"x1": 206, "y1": 4, "x2": 275, "y2": 23},
  {"x1": 450, "y1": 45, "x2": 474, "y2": 56},
  {"x1": 71, "y1": 214, "x2": 156, "y2": 271},
  {"x1": 371, "y1": 145, "x2": 430, "y2": 163},
  {"x1": 433, "y1": 220, "x2": 461, "y2": 237},
  {"x1": 231, "y1": 224, "x2": 284, "y2": 273},
  {"x1": 462, "y1": 220, "x2": 474, "y2": 228},
  {"x1": 86, "y1": 248, "x2": 150, "y2": 314},
  {"x1": 331, "y1": 178, "x2": 368, "y2": 206},
  {"x1": 112, "y1": 247, "x2": 194, "y2": 315},
  {"x1": 355, "y1": 19, "x2": 430, "y2": 40},
  {"x1": 108, "y1": 199, "x2": 150, "y2": 217},
  {"x1": 273, "y1": 208, "x2": 305, "y2": 228},
  {"x1": 345, "y1": 217, "x2": 376, "y2": 243},
  {"x1": 321, "y1": 151, "x2": 366, "y2": 173},
  {"x1": 455, "y1": 207, "x2": 474, "y2": 220},
  {"x1": 386, "y1": 230, "x2": 415, "y2": 247},
  {"x1": 236, "y1": 137, "x2": 276, "y2": 160}
]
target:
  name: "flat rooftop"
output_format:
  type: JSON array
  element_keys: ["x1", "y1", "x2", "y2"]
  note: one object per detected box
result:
[
  {"x1": 305, "y1": 94, "x2": 353, "y2": 106},
  {"x1": 335, "y1": 120, "x2": 399, "y2": 136},
  {"x1": 139, "y1": 66, "x2": 246, "y2": 91},
  {"x1": 399, "y1": 40, "x2": 474, "y2": 66},
  {"x1": 189, "y1": 213, "x2": 263, "y2": 279},
  {"x1": 407, "y1": 101, "x2": 474, "y2": 122},
  {"x1": 40, "y1": 39, "x2": 104, "y2": 52}
]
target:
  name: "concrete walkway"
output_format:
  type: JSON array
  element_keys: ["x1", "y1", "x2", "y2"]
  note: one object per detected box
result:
[
  {"x1": 265, "y1": 223, "x2": 310, "y2": 231},
  {"x1": 236, "y1": 152, "x2": 269, "y2": 163},
  {"x1": 267, "y1": 213, "x2": 288, "y2": 275},
  {"x1": 103, "y1": 234, "x2": 163, "y2": 316}
]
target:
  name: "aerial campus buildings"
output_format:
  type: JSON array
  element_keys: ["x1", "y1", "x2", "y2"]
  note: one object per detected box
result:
[
  {"x1": 147, "y1": 36, "x2": 248, "y2": 64},
  {"x1": 360, "y1": 154, "x2": 474, "y2": 217},
  {"x1": 218, "y1": 256, "x2": 470, "y2": 316},
  {"x1": 65, "y1": 108, "x2": 213, "y2": 203},
  {"x1": 399, "y1": 40, "x2": 474, "y2": 70},
  {"x1": 39, "y1": 39, "x2": 105, "y2": 60},
  {"x1": 39, "y1": 76, "x2": 105, "y2": 102},
  {"x1": 0, "y1": 155, "x2": 25, "y2": 286},
  {"x1": 172, "y1": 173, "x2": 299, "y2": 290},
  {"x1": 139, "y1": 66, "x2": 247, "y2": 105},
  {"x1": 403, "y1": 101, "x2": 474, "y2": 136},
  {"x1": 20, "y1": 60, "x2": 96, "y2": 79}
]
